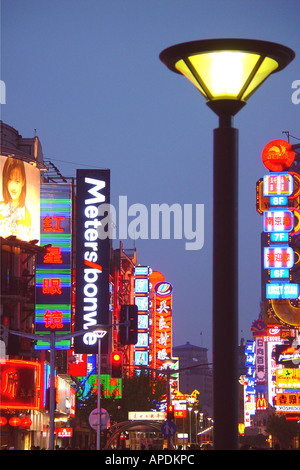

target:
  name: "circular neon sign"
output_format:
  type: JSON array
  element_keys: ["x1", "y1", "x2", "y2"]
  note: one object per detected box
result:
[{"x1": 262, "y1": 139, "x2": 295, "y2": 171}]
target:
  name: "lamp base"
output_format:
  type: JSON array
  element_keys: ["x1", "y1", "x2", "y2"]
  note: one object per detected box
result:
[{"x1": 206, "y1": 99, "x2": 246, "y2": 117}]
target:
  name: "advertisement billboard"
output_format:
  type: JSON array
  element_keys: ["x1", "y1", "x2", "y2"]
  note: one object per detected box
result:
[
  {"x1": 74, "y1": 169, "x2": 110, "y2": 354},
  {"x1": 0, "y1": 360, "x2": 41, "y2": 410},
  {"x1": 0, "y1": 155, "x2": 40, "y2": 241}
]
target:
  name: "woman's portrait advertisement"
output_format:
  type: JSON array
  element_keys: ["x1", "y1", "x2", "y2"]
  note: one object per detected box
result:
[{"x1": 0, "y1": 155, "x2": 40, "y2": 242}]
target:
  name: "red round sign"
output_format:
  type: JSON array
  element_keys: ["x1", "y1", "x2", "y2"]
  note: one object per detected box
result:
[{"x1": 262, "y1": 139, "x2": 295, "y2": 171}]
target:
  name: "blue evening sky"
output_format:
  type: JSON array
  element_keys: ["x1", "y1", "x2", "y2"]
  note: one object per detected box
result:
[{"x1": 1, "y1": 0, "x2": 299, "y2": 359}]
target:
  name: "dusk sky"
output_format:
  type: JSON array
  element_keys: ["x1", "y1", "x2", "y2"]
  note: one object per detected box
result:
[{"x1": 1, "y1": 0, "x2": 299, "y2": 359}]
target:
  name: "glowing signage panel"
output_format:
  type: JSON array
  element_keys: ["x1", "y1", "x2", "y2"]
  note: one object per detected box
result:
[
  {"x1": 134, "y1": 266, "x2": 151, "y2": 366},
  {"x1": 35, "y1": 184, "x2": 72, "y2": 349},
  {"x1": 276, "y1": 368, "x2": 300, "y2": 389},
  {"x1": 263, "y1": 173, "x2": 293, "y2": 196},
  {"x1": 266, "y1": 283, "x2": 299, "y2": 299},
  {"x1": 263, "y1": 210, "x2": 293, "y2": 233},
  {"x1": 154, "y1": 281, "x2": 173, "y2": 369},
  {"x1": 0, "y1": 360, "x2": 41, "y2": 410},
  {"x1": 276, "y1": 393, "x2": 300, "y2": 413},
  {"x1": 264, "y1": 246, "x2": 294, "y2": 269},
  {"x1": 74, "y1": 170, "x2": 110, "y2": 354},
  {"x1": 262, "y1": 139, "x2": 295, "y2": 172}
]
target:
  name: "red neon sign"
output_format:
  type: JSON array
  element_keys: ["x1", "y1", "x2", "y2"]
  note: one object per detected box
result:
[
  {"x1": 42, "y1": 278, "x2": 62, "y2": 295},
  {"x1": 43, "y1": 215, "x2": 65, "y2": 232},
  {"x1": 262, "y1": 139, "x2": 295, "y2": 171},
  {"x1": 154, "y1": 282, "x2": 173, "y2": 368},
  {"x1": 0, "y1": 360, "x2": 41, "y2": 410},
  {"x1": 43, "y1": 247, "x2": 63, "y2": 264},
  {"x1": 44, "y1": 309, "x2": 64, "y2": 329}
]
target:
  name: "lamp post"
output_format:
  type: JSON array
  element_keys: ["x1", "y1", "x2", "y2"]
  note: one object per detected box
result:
[
  {"x1": 159, "y1": 38, "x2": 294, "y2": 449},
  {"x1": 194, "y1": 408, "x2": 199, "y2": 445},
  {"x1": 93, "y1": 326, "x2": 109, "y2": 451}
]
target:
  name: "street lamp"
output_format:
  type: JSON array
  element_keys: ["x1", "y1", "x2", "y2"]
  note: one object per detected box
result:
[
  {"x1": 159, "y1": 38, "x2": 294, "y2": 450},
  {"x1": 194, "y1": 408, "x2": 199, "y2": 445}
]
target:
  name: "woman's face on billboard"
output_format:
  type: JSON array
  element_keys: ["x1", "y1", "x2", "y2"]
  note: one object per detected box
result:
[{"x1": 7, "y1": 168, "x2": 24, "y2": 205}]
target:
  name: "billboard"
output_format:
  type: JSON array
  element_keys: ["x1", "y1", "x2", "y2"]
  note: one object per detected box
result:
[
  {"x1": 0, "y1": 155, "x2": 40, "y2": 241},
  {"x1": 74, "y1": 170, "x2": 110, "y2": 354},
  {"x1": 35, "y1": 183, "x2": 72, "y2": 349},
  {"x1": 134, "y1": 265, "x2": 151, "y2": 366}
]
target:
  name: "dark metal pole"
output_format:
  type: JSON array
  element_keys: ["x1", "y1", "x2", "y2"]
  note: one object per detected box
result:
[
  {"x1": 49, "y1": 331, "x2": 56, "y2": 450},
  {"x1": 97, "y1": 337, "x2": 101, "y2": 450},
  {"x1": 213, "y1": 114, "x2": 239, "y2": 450}
]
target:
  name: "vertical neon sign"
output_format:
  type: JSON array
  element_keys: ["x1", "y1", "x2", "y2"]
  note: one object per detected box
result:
[
  {"x1": 154, "y1": 281, "x2": 173, "y2": 369},
  {"x1": 35, "y1": 183, "x2": 72, "y2": 349},
  {"x1": 133, "y1": 266, "x2": 151, "y2": 366}
]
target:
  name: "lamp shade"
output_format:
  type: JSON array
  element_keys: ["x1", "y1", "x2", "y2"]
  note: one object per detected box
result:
[{"x1": 159, "y1": 39, "x2": 295, "y2": 116}]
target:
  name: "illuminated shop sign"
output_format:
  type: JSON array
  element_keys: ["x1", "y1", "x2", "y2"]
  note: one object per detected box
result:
[
  {"x1": 0, "y1": 156, "x2": 40, "y2": 242},
  {"x1": 245, "y1": 341, "x2": 256, "y2": 395},
  {"x1": 134, "y1": 278, "x2": 149, "y2": 294},
  {"x1": 276, "y1": 368, "x2": 300, "y2": 389},
  {"x1": 134, "y1": 351, "x2": 149, "y2": 366},
  {"x1": 55, "y1": 428, "x2": 73, "y2": 438},
  {"x1": 35, "y1": 184, "x2": 72, "y2": 350},
  {"x1": 266, "y1": 282, "x2": 299, "y2": 299},
  {"x1": 262, "y1": 326, "x2": 281, "y2": 342},
  {"x1": 270, "y1": 232, "x2": 289, "y2": 243},
  {"x1": 255, "y1": 337, "x2": 266, "y2": 383},
  {"x1": 77, "y1": 373, "x2": 122, "y2": 399},
  {"x1": 0, "y1": 360, "x2": 41, "y2": 410},
  {"x1": 269, "y1": 268, "x2": 290, "y2": 280},
  {"x1": 263, "y1": 173, "x2": 293, "y2": 196},
  {"x1": 154, "y1": 281, "x2": 173, "y2": 368},
  {"x1": 256, "y1": 397, "x2": 267, "y2": 410},
  {"x1": 276, "y1": 393, "x2": 300, "y2": 413},
  {"x1": 262, "y1": 139, "x2": 295, "y2": 172},
  {"x1": 74, "y1": 170, "x2": 110, "y2": 354},
  {"x1": 67, "y1": 351, "x2": 88, "y2": 377},
  {"x1": 275, "y1": 344, "x2": 300, "y2": 367},
  {"x1": 263, "y1": 210, "x2": 293, "y2": 233},
  {"x1": 269, "y1": 196, "x2": 288, "y2": 206},
  {"x1": 264, "y1": 246, "x2": 294, "y2": 269}
]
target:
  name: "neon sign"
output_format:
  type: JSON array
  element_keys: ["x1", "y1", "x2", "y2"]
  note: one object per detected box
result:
[
  {"x1": 154, "y1": 281, "x2": 173, "y2": 368},
  {"x1": 35, "y1": 184, "x2": 72, "y2": 349},
  {"x1": 262, "y1": 139, "x2": 295, "y2": 171},
  {"x1": 134, "y1": 265, "x2": 151, "y2": 366},
  {"x1": 263, "y1": 210, "x2": 293, "y2": 233},
  {"x1": 264, "y1": 246, "x2": 294, "y2": 269},
  {"x1": 0, "y1": 360, "x2": 41, "y2": 410},
  {"x1": 263, "y1": 173, "x2": 293, "y2": 196},
  {"x1": 266, "y1": 283, "x2": 299, "y2": 299}
]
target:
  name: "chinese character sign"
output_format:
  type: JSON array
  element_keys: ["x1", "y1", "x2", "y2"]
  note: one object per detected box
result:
[
  {"x1": 0, "y1": 360, "x2": 41, "y2": 410},
  {"x1": 154, "y1": 282, "x2": 173, "y2": 369},
  {"x1": 35, "y1": 184, "x2": 72, "y2": 349},
  {"x1": 134, "y1": 266, "x2": 151, "y2": 367}
]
